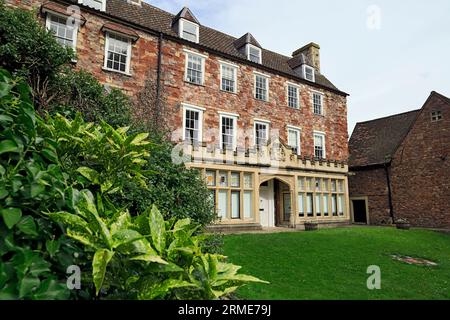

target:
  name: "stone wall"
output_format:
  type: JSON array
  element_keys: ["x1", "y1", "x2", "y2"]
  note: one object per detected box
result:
[
  {"x1": 5, "y1": 0, "x2": 349, "y2": 162},
  {"x1": 348, "y1": 167, "x2": 392, "y2": 224},
  {"x1": 391, "y1": 94, "x2": 450, "y2": 228}
]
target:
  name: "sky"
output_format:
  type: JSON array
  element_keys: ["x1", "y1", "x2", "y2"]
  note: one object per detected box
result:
[{"x1": 146, "y1": 0, "x2": 450, "y2": 135}]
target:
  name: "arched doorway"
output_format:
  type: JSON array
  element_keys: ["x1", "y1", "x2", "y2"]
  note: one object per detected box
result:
[{"x1": 259, "y1": 177, "x2": 294, "y2": 228}]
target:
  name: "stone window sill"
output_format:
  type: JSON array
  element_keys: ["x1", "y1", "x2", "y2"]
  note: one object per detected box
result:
[{"x1": 102, "y1": 67, "x2": 132, "y2": 77}]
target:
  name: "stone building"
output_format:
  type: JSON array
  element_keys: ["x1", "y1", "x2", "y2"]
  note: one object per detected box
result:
[
  {"x1": 6, "y1": 0, "x2": 351, "y2": 230},
  {"x1": 349, "y1": 91, "x2": 450, "y2": 228}
]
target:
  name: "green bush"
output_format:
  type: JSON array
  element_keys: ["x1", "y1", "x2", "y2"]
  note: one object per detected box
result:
[
  {"x1": 0, "y1": 3, "x2": 74, "y2": 106},
  {"x1": 49, "y1": 69, "x2": 132, "y2": 128},
  {"x1": 1, "y1": 70, "x2": 267, "y2": 300},
  {"x1": 0, "y1": 69, "x2": 86, "y2": 299},
  {"x1": 115, "y1": 139, "x2": 216, "y2": 226}
]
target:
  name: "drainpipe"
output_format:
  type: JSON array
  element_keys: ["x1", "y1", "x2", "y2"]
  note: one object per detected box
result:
[
  {"x1": 384, "y1": 157, "x2": 395, "y2": 222},
  {"x1": 156, "y1": 33, "x2": 163, "y2": 123}
]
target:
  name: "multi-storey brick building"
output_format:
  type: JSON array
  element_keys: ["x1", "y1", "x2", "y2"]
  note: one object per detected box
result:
[
  {"x1": 7, "y1": 0, "x2": 351, "y2": 230},
  {"x1": 349, "y1": 91, "x2": 450, "y2": 228}
]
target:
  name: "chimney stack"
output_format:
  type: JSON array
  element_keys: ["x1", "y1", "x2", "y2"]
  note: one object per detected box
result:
[{"x1": 292, "y1": 42, "x2": 320, "y2": 73}]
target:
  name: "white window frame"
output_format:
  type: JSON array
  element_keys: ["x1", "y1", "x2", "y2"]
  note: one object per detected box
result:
[
  {"x1": 313, "y1": 131, "x2": 326, "y2": 159},
  {"x1": 45, "y1": 12, "x2": 79, "y2": 53},
  {"x1": 182, "y1": 103, "x2": 205, "y2": 144},
  {"x1": 287, "y1": 125, "x2": 301, "y2": 155},
  {"x1": 254, "y1": 72, "x2": 270, "y2": 102},
  {"x1": 219, "y1": 112, "x2": 239, "y2": 151},
  {"x1": 286, "y1": 82, "x2": 300, "y2": 109},
  {"x1": 184, "y1": 49, "x2": 206, "y2": 85},
  {"x1": 312, "y1": 91, "x2": 324, "y2": 116},
  {"x1": 103, "y1": 31, "x2": 132, "y2": 75},
  {"x1": 253, "y1": 120, "x2": 270, "y2": 147},
  {"x1": 179, "y1": 18, "x2": 200, "y2": 43},
  {"x1": 302, "y1": 64, "x2": 315, "y2": 82},
  {"x1": 246, "y1": 44, "x2": 262, "y2": 64},
  {"x1": 219, "y1": 61, "x2": 238, "y2": 94},
  {"x1": 78, "y1": 0, "x2": 106, "y2": 12}
]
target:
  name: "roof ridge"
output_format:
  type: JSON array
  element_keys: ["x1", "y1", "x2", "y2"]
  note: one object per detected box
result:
[{"x1": 356, "y1": 109, "x2": 421, "y2": 125}]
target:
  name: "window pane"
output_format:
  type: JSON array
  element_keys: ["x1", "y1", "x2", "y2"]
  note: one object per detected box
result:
[
  {"x1": 185, "y1": 109, "x2": 200, "y2": 145},
  {"x1": 106, "y1": 33, "x2": 129, "y2": 72},
  {"x1": 231, "y1": 191, "x2": 240, "y2": 219},
  {"x1": 219, "y1": 172, "x2": 228, "y2": 187},
  {"x1": 306, "y1": 193, "x2": 313, "y2": 217},
  {"x1": 338, "y1": 195, "x2": 344, "y2": 216},
  {"x1": 244, "y1": 174, "x2": 253, "y2": 189},
  {"x1": 298, "y1": 177, "x2": 305, "y2": 190},
  {"x1": 298, "y1": 193, "x2": 305, "y2": 217},
  {"x1": 332, "y1": 194, "x2": 338, "y2": 216},
  {"x1": 206, "y1": 171, "x2": 216, "y2": 187},
  {"x1": 221, "y1": 116, "x2": 235, "y2": 150},
  {"x1": 243, "y1": 191, "x2": 253, "y2": 219},
  {"x1": 221, "y1": 65, "x2": 236, "y2": 92},
  {"x1": 313, "y1": 93, "x2": 323, "y2": 115},
  {"x1": 315, "y1": 194, "x2": 322, "y2": 216},
  {"x1": 323, "y1": 194, "x2": 329, "y2": 216},
  {"x1": 249, "y1": 46, "x2": 261, "y2": 63},
  {"x1": 255, "y1": 123, "x2": 268, "y2": 146},
  {"x1": 186, "y1": 54, "x2": 203, "y2": 84},
  {"x1": 255, "y1": 75, "x2": 267, "y2": 100},
  {"x1": 288, "y1": 85, "x2": 299, "y2": 108},
  {"x1": 48, "y1": 15, "x2": 75, "y2": 49},
  {"x1": 231, "y1": 172, "x2": 240, "y2": 188},
  {"x1": 218, "y1": 190, "x2": 228, "y2": 219}
]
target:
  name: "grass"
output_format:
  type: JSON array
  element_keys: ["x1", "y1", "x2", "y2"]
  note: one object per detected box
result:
[{"x1": 223, "y1": 227, "x2": 450, "y2": 300}]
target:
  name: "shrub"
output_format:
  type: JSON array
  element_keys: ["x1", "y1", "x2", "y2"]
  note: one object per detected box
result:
[
  {"x1": 48, "y1": 69, "x2": 132, "y2": 128},
  {"x1": 48, "y1": 194, "x2": 267, "y2": 300},
  {"x1": 0, "y1": 3, "x2": 74, "y2": 107}
]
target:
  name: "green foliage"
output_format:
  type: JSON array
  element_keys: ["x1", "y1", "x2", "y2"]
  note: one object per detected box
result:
[
  {"x1": 0, "y1": 69, "x2": 79, "y2": 300},
  {"x1": 41, "y1": 112, "x2": 151, "y2": 196},
  {"x1": 0, "y1": 3, "x2": 73, "y2": 98},
  {"x1": 48, "y1": 193, "x2": 268, "y2": 300},
  {"x1": 116, "y1": 139, "x2": 216, "y2": 226},
  {"x1": 49, "y1": 69, "x2": 132, "y2": 128}
]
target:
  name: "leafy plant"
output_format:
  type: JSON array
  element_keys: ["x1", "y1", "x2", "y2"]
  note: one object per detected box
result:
[
  {"x1": 0, "y1": 68, "x2": 81, "y2": 300},
  {"x1": 48, "y1": 192, "x2": 268, "y2": 299}
]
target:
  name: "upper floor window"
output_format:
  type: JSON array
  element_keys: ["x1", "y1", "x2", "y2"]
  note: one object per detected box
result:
[
  {"x1": 287, "y1": 84, "x2": 300, "y2": 109},
  {"x1": 288, "y1": 126, "x2": 301, "y2": 155},
  {"x1": 254, "y1": 120, "x2": 270, "y2": 147},
  {"x1": 104, "y1": 32, "x2": 132, "y2": 74},
  {"x1": 254, "y1": 73, "x2": 269, "y2": 101},
  {"x1": 313, "y1": 92, "x2": 324, "y2": 115},
  {"x1": 46, "y1": 14, "x2": 78, "y2": 52},
  {"x1": 185, "y1": 51, "x2": 205, "y2": 85},
  {"x1": 314, "y1": 132, "x2": 326, "y2": 159},
  {"x1": 182, "y1": 104, "x2": 205, "y2": 145},
  {"x1": 220, "y1": 63, "x2": 238, "y2": 93},
  {"x1": 302, "y1": 65, "x2": 315, "y2": 82},
  {"x1": 79, "y1": 0, "x2": 106, "y2": 11},
  {"x1": 220, "y1": 113, "x2": 238, "y2": 151},
  {"x1": 247, "y1": 44, "x2": 262, "y2": 64},
  {"x1": 431, "y1": 111, "x2": 443, "y2": 122},
  {"x1": 179, "y1": 19, "x2": 199, "y2": 43}
]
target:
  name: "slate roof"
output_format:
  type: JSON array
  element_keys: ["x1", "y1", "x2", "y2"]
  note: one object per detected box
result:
[
  {"x1": 61, "y1": 0, "x2": 345, "y2": 95},
  {"x1": 349, "y1": 110, "x2": 420, "y2": 168}
]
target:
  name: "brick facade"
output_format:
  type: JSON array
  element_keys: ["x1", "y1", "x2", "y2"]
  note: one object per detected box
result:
[
  {"x1": 349, "y1": 92, "x2": 450, "y2": 228},
  {"x1": 390, "y1": 94, "x2": 450, "y2": 228},
  {"x1": 6, "y1": 0, "x2": 351, "y2": 229}
]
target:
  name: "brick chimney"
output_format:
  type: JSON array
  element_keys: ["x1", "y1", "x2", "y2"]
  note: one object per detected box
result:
[{"x1": 292, "y1": 42, "x2": 320, "y2": 73}]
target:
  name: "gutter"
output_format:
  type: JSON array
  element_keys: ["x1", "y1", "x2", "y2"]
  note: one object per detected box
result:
[
  {"x1": 156, "y1": 33, "x2": 163, "y2": 114},
  {"x1": 383, "y1": 160, "x2": 395, "y2": 222}
]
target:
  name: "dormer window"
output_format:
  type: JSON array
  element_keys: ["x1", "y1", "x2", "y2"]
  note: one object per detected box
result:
[
  {"x1": 247, "y1": 44, "x2": 262, "y2": 64},
  {"x1": 302, "y1": 65, "x2": 315, "y2": 82},
  {"x1": 78, "y1": 0, "x2": 106, "y2": 11},
  {"x1": 127, "y1": 0, "x2": 142, "y2": 6},
  {"x1": 179, "y1": 19, "x2": 199, "y2": 43}
]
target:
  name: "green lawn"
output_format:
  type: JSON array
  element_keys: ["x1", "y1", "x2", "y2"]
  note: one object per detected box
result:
[{"x1": 223, "y1": 227, "x2": 450, "y2": 300}]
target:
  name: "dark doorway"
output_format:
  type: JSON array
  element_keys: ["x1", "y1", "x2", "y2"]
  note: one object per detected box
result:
[{"x1": 352, "y1": 200, "x2": 368, "y2": 224}]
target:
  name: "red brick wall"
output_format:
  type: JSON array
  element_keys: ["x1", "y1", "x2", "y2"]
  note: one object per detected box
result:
[
  {"x1": 348, "y1": 167, "x2": 392, "y2": 224},
  {"x1": 6, "y1": 0, "x2": 349, "y2": 162},
  {"x1": 390, "y1": 94, "x2": 450, "y2": 228}
]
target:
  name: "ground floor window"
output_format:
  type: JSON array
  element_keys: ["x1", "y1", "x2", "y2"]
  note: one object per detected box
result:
[
  {"x1": 298, "y1": 176, "x2": 346, "y2": 219},
  {"x1": 204, "y1": 169, "x2": 255, "y2": 221}
]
